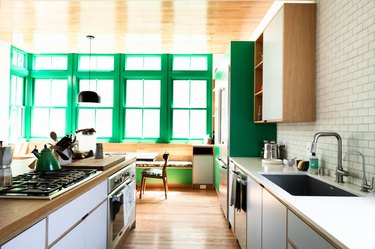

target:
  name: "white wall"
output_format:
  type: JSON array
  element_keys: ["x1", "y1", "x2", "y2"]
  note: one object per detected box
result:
[
  {"x1": 278, "y1": 0, "x2": 375, "y2": 187},
  {"x1": 0, "y1": 41, "x2": 11, "y2": 143}
]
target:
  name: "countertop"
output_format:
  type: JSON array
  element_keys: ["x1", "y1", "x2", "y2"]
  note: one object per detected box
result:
[
  {"x1": 0, "y1": 155, "x2": 136, "y2": 245},
  {"x1": 231, "y1": 157, "x2": 375, "y2": 249}
]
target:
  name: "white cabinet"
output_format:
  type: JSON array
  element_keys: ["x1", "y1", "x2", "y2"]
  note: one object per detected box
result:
[
  {"x1": 193, "y1": 146, "x2": 213, "y2": 185},
  {"x1": 2, "y1": 219, "x2": 46, "y2": 249},
  {"x1": 247, "y1": 176, "x2": 262, "y2": 249},
  {"x1": 52, "y1": 201, "x2": 107, "y2": 249},
  {"x1": 263, "y1": 6, "x2": 283, "y2": 121},
  {"x1": 49, "y1": 180, "x2": 107, "y2": 248},
  {"x1": 288, "y1": 210, "x2": 334, "y2": 249},
  {"x1": 262, "y1": 189, "x2": 287, "y2": 249},
  {"x1": 258, "y1": 3, "x2": 316, "y2": 123}
]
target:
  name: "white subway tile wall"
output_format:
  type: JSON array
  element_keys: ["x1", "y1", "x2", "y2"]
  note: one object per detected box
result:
[{"x1": 278, "y1": 0, "x2": 375, "y2": 188}]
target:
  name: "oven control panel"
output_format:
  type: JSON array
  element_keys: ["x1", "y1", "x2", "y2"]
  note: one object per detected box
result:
[{"x1": 108, "y1": 163, "x2": 135, "y2": 193}]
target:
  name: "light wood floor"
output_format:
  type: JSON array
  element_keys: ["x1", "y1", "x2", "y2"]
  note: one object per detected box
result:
[{"x1": 118, "y1": 188, "x2": 240, "y2": 249}]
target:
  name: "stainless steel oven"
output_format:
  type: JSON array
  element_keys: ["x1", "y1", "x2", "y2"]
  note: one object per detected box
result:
[{"x1": 108, "y1": 162, "x2": 136, "y2": 249}]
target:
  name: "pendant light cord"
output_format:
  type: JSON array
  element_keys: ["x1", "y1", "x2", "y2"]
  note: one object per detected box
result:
[{"x1": 87, "y1": 35, "x2": 95, "y2": 90}]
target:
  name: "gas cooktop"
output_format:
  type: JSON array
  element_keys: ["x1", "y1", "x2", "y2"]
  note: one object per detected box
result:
[{"x1": 0, "y1": 169, "x2": 100, "y2": 200}]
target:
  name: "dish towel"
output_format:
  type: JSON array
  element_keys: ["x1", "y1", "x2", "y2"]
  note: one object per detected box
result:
[{"x1": 241, "y1": 179, "x2": 247, "y2": 212}]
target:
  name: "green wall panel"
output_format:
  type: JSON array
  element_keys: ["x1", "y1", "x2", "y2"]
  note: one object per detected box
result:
[
  {"x1": 228, "y1": 41, "x2": 276, "y2": 157},
  {"x1": 136, "y1": 168, "x2": 192, "y2": 184}
]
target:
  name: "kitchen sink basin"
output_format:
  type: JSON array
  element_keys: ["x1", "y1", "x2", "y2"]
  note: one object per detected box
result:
[{"x1": 261, "y1": 174, "x2": 358, "y2": 197}]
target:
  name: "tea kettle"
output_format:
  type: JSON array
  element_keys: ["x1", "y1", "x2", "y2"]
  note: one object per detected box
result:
[{"x1": 31, "y1": 145, "x2": 61, "y2": 172}]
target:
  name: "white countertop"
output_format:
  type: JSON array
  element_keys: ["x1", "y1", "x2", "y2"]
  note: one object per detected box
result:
[{"x1": 230, "y1": 157, "x2": 375, "y2": 249}]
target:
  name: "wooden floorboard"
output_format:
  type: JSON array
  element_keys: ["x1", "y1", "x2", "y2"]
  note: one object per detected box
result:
[{"x1": 118, "y1": 188, "x2": 240, "y2": 249}]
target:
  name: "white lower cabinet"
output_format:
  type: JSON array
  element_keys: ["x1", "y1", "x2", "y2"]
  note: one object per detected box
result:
[
  {"x1": 262, "y1": 189, "x2": 287, "y2": 249},
  {"x1": 288, "y1": 210, "x2": 334, "y2": 249},
  {"x1": 247, "y1": 176, "x2": 262, "y2": 249},
  {"x1": 52, "y1": 201, "x2": 107, "y2": 249},
  {"x1": 2, "y1": 219, "x2": 46, "y2": 249},
  {"x1": 49, "y1": 180, "x2": 108, "y2": 249}
]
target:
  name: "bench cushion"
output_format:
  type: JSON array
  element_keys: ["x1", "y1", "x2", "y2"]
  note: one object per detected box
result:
[{"x1": 136, "y1": 161, "x2": 192, "y2": 168}]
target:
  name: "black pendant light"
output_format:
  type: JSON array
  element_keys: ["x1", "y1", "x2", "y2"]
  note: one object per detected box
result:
[{"x1": 78, "y1": 35, "x2": 101, "y2": 104}]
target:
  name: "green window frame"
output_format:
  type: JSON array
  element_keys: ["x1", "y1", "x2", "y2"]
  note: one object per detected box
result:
[
  {"x1": 169, "y1": 54, "x2": 212, "y2": 141},
  {"x1": 9, "y1": 47, "x2": 212, "y2": 143},
  {"x1": 122, "y1": 54, "x2": 167, "y2": 142}
]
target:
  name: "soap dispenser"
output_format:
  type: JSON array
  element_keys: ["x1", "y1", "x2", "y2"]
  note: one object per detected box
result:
[{"x1": 309, "y1": 153, "x2": 319, "y2": 174}]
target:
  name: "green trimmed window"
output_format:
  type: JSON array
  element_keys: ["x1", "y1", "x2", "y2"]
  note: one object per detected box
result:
[
  {"x1": 31, "y1": 78, "x2": 68, "y2": 137},
  {"x1": 172, "y1": 80, "x2": 207, "y2": 139},
  {"x1": 9, "y1": 75, "x2": 25, "y2": 140},
  {"x1": 9, "y1": 48, "x2": 212, "y2": 143},
  {"x1": 124, "y1": 79, "x2": 161, "y2": 138}
]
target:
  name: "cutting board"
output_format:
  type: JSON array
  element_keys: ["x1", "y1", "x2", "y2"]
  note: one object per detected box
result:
[{"x1": 62, "y1": 155, "x2": 125, "y2": 171}]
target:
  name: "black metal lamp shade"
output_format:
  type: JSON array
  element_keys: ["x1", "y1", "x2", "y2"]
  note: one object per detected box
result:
[{"x1": 77, "y1": 90, "x2": 101, "y2": 103}]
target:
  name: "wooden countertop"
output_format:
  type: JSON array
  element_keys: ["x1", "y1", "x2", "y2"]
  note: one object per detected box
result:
[{"x1": 0, "y1": 155, "x2": 136, "y2": 245}]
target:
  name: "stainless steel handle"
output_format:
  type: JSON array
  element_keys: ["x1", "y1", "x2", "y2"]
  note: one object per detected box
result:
[{"x1": 216, "y1": 157, "x2": 227, "y2": 169}]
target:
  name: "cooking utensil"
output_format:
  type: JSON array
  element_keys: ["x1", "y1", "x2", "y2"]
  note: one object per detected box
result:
[
  {"x1": 31, "y1": 145, "x2": 61, "y2": 172},
  {"x1": 50, "y1": 131, "x2": 58, "y2": 143}
]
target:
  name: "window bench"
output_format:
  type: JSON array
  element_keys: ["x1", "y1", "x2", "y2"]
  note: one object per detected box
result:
[
  {"x1": 136, "y1": 161, "x2": 192, "y2": 168},
  {"x1": 135, "y1": 161, "x2": 193, "y2": 187}
]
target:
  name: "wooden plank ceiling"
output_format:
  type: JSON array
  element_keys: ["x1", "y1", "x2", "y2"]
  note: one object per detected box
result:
[{"x1": 0, "y1": 0, "x2": 274, "y2": 54}]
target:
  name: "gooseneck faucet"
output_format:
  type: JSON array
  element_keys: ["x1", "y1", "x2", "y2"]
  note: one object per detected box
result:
[
  {"x1": 310, "y1": 132, "x2": 349, "y2": 183},
  {"x1": 344, "y1": 151, "x2": 374, "y2": 192}
]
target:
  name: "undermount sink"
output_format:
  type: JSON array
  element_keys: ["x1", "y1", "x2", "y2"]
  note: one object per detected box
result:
[{"x1": 261, "y1": 174, "x2": 358, "y2": 197}]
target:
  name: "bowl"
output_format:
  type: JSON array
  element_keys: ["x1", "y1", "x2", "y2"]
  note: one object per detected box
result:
[{"x1": 283, "y1": 158, "x2": 296, "y2": 166}]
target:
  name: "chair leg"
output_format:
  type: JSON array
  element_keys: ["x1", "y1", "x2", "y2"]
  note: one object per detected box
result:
[
  {"x1": 163, "y1": 177, "x2": 168, "y2": 199},
  {"x1": 140, "y1": 176, "x2": 144, "y2": 199},
  {"x1": 142, "y1": 177, "x2": 146, "y2": 194}
]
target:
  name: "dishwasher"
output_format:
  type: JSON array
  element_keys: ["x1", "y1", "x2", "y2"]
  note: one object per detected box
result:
[{"x1": 233, "y1": 166, "x2": 247, "y2": 249}]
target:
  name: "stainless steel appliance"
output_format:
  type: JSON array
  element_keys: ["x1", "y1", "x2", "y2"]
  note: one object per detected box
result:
[
  {"x1": 0, "y1": 168, "x2": 99, "y2": 199},
  {"x1": 216, "y1": 157, "x2": 228, "y2": 219},
  {"x1": 108, "y1": 162, "x2": 136, "y2": 249},
  {"x1": 0, "y1": 142, "x2": 13, "y2": 188},
  {"x1": 233, "y1": 167, "x2": 247, "y2": 249}
]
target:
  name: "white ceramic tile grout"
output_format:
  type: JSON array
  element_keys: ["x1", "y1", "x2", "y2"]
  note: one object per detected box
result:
[{"x1": 277, "y1": 0, "x2": 375, "y2": 190}]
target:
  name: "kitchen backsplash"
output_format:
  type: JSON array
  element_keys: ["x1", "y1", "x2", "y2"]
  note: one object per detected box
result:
[{"x1": 278, "y1": 0, "x2": 375, "y2": 188}]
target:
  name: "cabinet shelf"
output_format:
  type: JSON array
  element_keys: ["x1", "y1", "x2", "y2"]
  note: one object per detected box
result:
[
  {"x1": 254, "y1": 90, "x2": 263, "y2": 96},
  {"x1": 255, "y1": 61, "x2": 263, "y2": 69}
]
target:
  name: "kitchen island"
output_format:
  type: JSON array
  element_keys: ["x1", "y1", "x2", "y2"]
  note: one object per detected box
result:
[
  {"x1": 231, "y1": 157, "x2": 375, "y2": 249},
  {"x1": 0, "y1": 155, "x2": 136, "y2": 247}
]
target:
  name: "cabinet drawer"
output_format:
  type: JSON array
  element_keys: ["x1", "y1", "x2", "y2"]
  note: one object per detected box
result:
[
  {"x1": 2, "y1": 219, "x2": 46, "y2": 249},
  {"x1": 48, "y1": 180, "x2": 107, "y2": 245},
  {"x1": 288, "y1": 210, "x2": 334, "y2": 249}
]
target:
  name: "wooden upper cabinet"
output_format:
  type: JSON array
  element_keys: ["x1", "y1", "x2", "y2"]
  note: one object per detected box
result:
[{"x1": 254, "y1": 3, "x2": 316, "y2": 123}]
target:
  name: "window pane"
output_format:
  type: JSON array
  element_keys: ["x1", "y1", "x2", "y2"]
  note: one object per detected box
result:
[
  {"x1": 12, "y1": 51, "x2": 18, "y2": 66},
  {"x1": 18, "y1": 53, "x2": 25, "y2": 68},
  {"x1": 34, "y1": 79, "x2": 51, "y2": 106},
  {"x1": 51, "y1": 56, "x2": 68, "y2": 70},
  {"x1": 173, "y1": 57, "x2": 190, "y2": 70},
  {"x1": 97, "y1": 80, "x2": 114, "y2": 107},
  {"x1": 190, "y1": 80, "x2": 206, "y2": 108},
  {"x1": 78, "y1": 56, "x2": 114, "y2": 71},
  {"x1": 172, "y1": 110, "x2": 189, "y2": 138},
  {"x1": 190, "y1": 110, "x2": 206, "y2": 138},
  {"x1": 50, "y1": 80, "x2": 67, "y2": 106},
  {"x1": 191, "y1": 56, "x2": 207, "y2": 70},
  {"x1": 97, "y1": 56, "x2": 114, "y2": 70},
  {"x1": 126, "y1": 80, "x2": 143, "y2": 107},
  {"x1": 143, "y1": 110, "x2": 160, "y2": 137},
  {"x1": 96, "y1": 109, "x2": 112, "y2": 137},
  {"x1": 144, "y1": 57, "x2": 161, "y2": 70},
  {"x1": 125, "y1": 57, "x2": 143, "y2": 70},
  {"x1": 34, "y1": 56, "x2": 50, "y2": 69},
  {"x1": 173, "y1": 80, "x2": 189, "y2": 107},
  {"x1": 32, "y1": 108, "x2": 49, "y2": 136},
  {"x1": 78, "y1": 56, "x2": 90, "y2": 70},
  {"x1": 15, "y1": 77, "x2": 23, "y2": 106},
  {"x1": 143, "y1": 80, "x2": 160, "y2": 107},
  {"x1": 125, "y1": 109, "x2": 142, "y2": 137},
  {"x1": 49, "y1": 109, "x2": 66, "y2": 135},
  {"x1": 78, "y1": 109, "x2": 95, "y2": 130}
]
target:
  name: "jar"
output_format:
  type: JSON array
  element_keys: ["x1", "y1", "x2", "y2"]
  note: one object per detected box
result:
[{"x1": 0, "y1": 166, "x2": 13, "y2": 188}]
